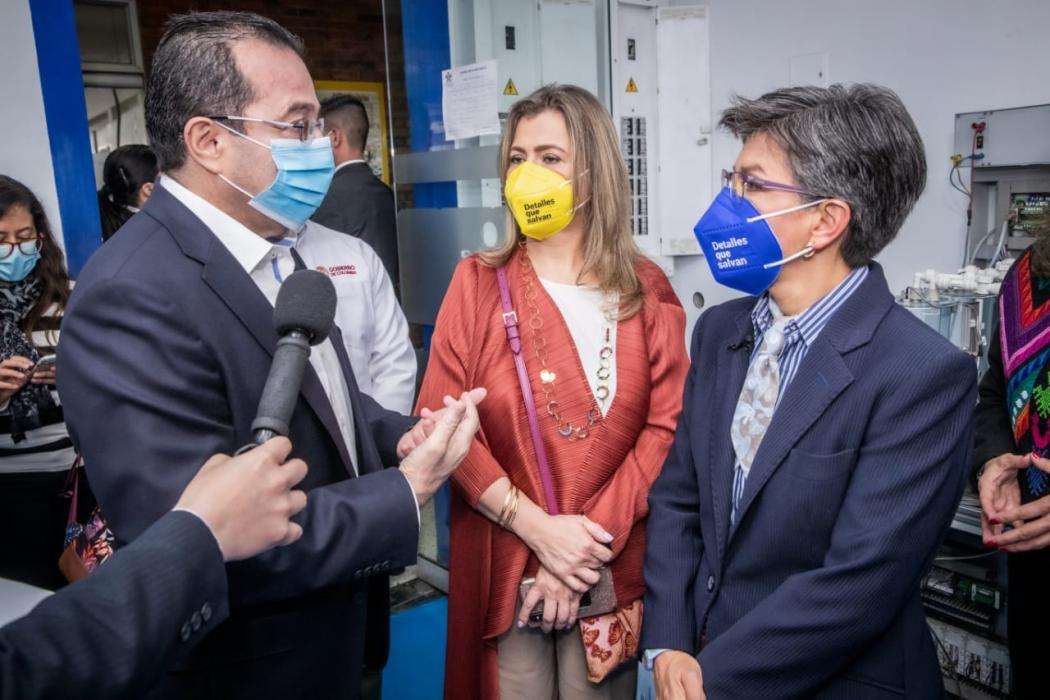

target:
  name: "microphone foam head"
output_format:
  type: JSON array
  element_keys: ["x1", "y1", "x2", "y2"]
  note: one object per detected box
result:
[{"x1": 273, "y1": 269, "x2": 337, "y2": 345}]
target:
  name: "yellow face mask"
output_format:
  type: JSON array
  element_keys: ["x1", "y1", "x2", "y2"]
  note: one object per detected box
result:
[{"x1": 503, "y1": 162, "x2": 584, "y2": 240}]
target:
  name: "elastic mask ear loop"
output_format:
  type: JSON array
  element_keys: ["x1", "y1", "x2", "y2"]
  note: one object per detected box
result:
[
  {"x1": 214, "y1": 121, "x2": 272, "y2": 200},
  {"x1": 567, "y1": 168, "x2": 590, "y2": 212},
  {"x1": 218, "y1": 174, "x2": 256, "y2": 199},
  {"x1": 745, "y1": 198, "x2": 828, "y2": 224},
  {"x1": 763, "y1": 244, "x2": 816, "y2": 270},
  {"x1": 214, "y1": 120, "x2": 272, "y2": 150}
]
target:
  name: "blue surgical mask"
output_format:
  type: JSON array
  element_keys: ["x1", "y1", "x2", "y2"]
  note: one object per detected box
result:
[
  {"x1": 218, "y1": 125, "x2": 335, "y2": 230},
  {"x1": 0, "y1": 247, "x2": 40, "y2": 283},
  {"x1": 693, "y1": 187, "x2": 826, "y2": 296}
]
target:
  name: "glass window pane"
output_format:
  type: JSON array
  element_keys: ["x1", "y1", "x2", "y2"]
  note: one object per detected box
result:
[{"x1": 75, "y1": 2, "x2": 133, "y2": 67}]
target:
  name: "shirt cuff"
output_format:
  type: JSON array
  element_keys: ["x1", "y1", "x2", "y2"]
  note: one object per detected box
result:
[
  {"x1": 398, "y1": 470, "x2": 422, "y2": 527},
  {"x1": 644, "y1": 649, "x2": 670, "y2": 670},
  {"x1": 171, "y1": 507, "x2": 224, "y2": 560}
]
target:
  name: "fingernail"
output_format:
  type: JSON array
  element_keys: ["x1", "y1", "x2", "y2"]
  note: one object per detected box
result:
[
  {"x1": 989, "y1": 518, "x2": 1000, "y2": 525},
  {"x1": 603, "y1": 531, "x2": 614, "y2": 543},
  {"x1": 984, "y1": 540, "x2": 995, "y2": 548},
  {"x1": 517, "y1": 621, "x2": 524, "y2": 629}
]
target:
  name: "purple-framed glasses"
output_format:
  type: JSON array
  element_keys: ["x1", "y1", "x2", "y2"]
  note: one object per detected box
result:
[
  {"x1": 722, "y1": 169, "x2": 825, "y2": 203},
  {"x1": 0, "y1": 235, "x2": 43, "y2": 260}
]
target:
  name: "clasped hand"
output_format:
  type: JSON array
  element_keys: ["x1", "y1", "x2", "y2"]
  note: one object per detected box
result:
[{"x1": 980, "y1": 452, "x2": 1050, "y2": 552}]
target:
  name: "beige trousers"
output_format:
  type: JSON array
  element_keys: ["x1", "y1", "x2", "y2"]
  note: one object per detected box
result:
[{"x1": 497, "y1": 614, "x2": 638, "y2": 700}]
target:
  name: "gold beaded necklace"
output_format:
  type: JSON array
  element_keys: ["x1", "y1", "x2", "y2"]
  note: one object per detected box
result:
[{"x1": 519, "y1": 245, "x2": 615, "y2": 440}]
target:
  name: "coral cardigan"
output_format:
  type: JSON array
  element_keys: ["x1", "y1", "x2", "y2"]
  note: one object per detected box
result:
[{"x1": 416, "y1": 250, "x2": 688, "y2": 699}]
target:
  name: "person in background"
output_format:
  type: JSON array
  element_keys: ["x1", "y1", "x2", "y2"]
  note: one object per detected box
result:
[
  {"x1": 417, "y1": 84, "x2": 688, "y2": 699},
  {"x1": 642, "y1": 84, "x2": 976, "y2": 700},
  {"x1": 311, "y1": 94, "x2": 400, "y2": 292},
  {"x1": 972, "y1": 222, "x2": 1050, "y2": 700},
  {"x1": 297, "y1": 215, "x2": 416, "y2": 415},
  {"x1": 0, "y1": 175, "x2": 73, "y2": 591},
  {"x1": 97, "y1": 144, "x2": 158, "y2": 241}
]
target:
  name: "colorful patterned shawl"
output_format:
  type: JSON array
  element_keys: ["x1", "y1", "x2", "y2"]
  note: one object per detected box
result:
[{"x1": 1000, "y1": 249, "x2": 1050, "y2": 501}]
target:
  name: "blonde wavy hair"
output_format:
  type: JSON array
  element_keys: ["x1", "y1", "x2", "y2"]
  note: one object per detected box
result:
[{"x1": 479, "y1": 84, "x2": 643, "y2": 319}]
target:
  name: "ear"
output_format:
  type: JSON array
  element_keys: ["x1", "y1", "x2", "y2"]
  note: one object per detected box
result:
[
  {"x1": 138, "y1": 181, "x2": 155, "y2": 202},
  {"x1": 327, "y1": 126, "x2": 343, "y2": 150},
  {"x1": 808, "y1": 198, "x2": 851, "y2": 253},
  {"x1": 183, "y1": 117, "x2": 227, "y2": 174}
]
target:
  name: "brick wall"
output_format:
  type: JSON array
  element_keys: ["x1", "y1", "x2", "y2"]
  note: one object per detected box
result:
[{"x1": 136, "y1": 0, "x2": 411, "y2": 153}]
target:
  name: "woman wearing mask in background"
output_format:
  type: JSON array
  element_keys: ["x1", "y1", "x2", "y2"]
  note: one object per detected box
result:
[
  {"x1": 416, "y1": 84, "x2": 688, "y2": 699},
  {"x1": 97, "y1": 144, "x2": 157, "y2": 241},
  {"x1": 0, "y1": 175, "x2": 75, "y2": 590},
  {"x1": 973, "y1": 217, "x2": 1050, "y2": 699}
]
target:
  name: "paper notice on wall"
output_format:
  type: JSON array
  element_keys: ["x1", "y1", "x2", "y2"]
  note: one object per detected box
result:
[{"x1": 441, "y1": 60, "x2": 501, "y2": 141}]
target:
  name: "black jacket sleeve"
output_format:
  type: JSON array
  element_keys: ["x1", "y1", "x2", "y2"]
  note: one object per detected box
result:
[
  {"x1": 972, "y1": 316, "x2": 1018, "y2": 487},
  {"x1": 0, "y1": 511, "x2": 229, "y2": 700}
]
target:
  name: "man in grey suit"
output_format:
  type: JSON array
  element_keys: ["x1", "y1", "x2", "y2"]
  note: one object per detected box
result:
[{"x1": 312, "y1": 94, "x2": 400, "y2": 292}]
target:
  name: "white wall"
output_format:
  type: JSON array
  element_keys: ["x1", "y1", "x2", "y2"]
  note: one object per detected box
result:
[
  {"x1": 668, "y1": 0, "x2": 1050, "y2": 334},
  {"x1": 0, "y1": 1, "x2": 64, "y2": 251}
]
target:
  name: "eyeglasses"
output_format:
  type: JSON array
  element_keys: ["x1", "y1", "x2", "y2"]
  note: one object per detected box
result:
[
  {"x1": 208, "y1": 115, "x2": 326, "y2": 143},
  {"x1": 0, "y1": 236, "x2": 43, "y2": 260},
  {"x1": 722, "y1": 169, "x2": 826, "y2": 203}
]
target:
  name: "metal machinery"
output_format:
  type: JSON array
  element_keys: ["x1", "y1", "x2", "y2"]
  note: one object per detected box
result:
[{"x1": 901, "y1": 103, "x2": 1050, "y2": 699}]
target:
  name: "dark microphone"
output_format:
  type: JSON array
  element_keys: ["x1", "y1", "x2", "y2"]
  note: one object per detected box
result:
[
  {"x1": 250, "y1": 269, "x2": 337, "y2": 445},
  {"x1": 728, "y1": 335, "x2": 754, "y2": 352}
]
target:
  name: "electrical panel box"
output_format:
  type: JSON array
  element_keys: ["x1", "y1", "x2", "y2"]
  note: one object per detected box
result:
[
  {"x1": 611, "y1": 1, "x2": 710, "y2": 261},
  {"x1": 954, "y1": 104, "x2": 1050, "y2": 169}
]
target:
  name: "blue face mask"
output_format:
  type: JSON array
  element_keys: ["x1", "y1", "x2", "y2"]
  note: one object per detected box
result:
[
  {"x1": 693, "y1": 187, "x2": 825, "y2": 296},
  {"x1": 0, "y1": 248, "x2": 40, "y2": 283},
  {"x1": 219, "y1": 126, "x2": 335, "y2": 230}
]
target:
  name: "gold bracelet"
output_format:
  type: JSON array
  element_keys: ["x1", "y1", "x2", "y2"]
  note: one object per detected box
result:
[
  {"x1": 503, "y1": 487, "x2": 521, "y2": 530},
  {"x1": 497, "y1": 485, "x2": 515, "y2": 527}
]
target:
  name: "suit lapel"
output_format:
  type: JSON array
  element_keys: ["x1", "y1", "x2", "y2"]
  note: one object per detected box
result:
[
  {"x1": 709, "y1": 306, "x2": 754, "y2": 561},
  {"x1": 726, "y1": 265, "x2": 895, "y2": 539},
  {"x1": 151, "y1": 186, "x2": 355, "y2": 475},
  {"x1": 728, "y1": 340, "x2": 853, "y2": 539}
]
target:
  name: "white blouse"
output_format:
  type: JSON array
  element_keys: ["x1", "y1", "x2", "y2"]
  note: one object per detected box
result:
[{"x1": 539, "y1": 278, "x2": 618, "y2": 415}]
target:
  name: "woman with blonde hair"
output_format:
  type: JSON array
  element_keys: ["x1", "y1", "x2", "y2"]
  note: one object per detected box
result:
[{"x1": 417, "y1": 84, "x2": 688, "y2": 698}]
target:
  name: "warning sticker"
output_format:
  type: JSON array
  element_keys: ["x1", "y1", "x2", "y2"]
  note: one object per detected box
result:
[
  {"x1": 504, "y1": 78, "x2": 519, "y2": 96},
  {"x1": 625, "y1": 77, "x2": 638, "y2": 93}
]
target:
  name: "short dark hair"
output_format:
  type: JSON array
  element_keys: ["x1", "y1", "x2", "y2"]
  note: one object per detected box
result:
[
  {"x1": 320, "y1": 94, "x2": 369, "y2": 152},
  {"x1": 145, "y1": 11, "x2": 305, "y2": 171},
  {"x1": 719, "y1": 83, "x2": 927, "y2": 267}
]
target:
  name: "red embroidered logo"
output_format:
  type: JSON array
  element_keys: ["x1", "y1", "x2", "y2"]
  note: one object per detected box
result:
[{"x1": 315, "y1": 264, "x2": 357, "y2": 277}]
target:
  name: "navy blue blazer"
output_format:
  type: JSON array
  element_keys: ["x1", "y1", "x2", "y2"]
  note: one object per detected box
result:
[
  {"x1": 0, "y1": 511, "x2": 227, "y2": 699},
  {"x1": 642, "y1": 264, "x2": 976, "y2": 699},
  {"x1": 57, "y1": 184, "x2": 419, "y2": 697}
]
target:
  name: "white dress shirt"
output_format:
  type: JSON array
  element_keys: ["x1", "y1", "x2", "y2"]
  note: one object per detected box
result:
[
  {"x1": 291, "y1": 224, "x2": 416, "y2": 414},
  {"x1": 160, "y1": 175, "x2": 359, "y2": 474}
]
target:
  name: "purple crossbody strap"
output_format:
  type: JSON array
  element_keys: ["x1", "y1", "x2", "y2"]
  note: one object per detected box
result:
[{"x1": 496, "y1": 266, "x2": 560, "y2": 515}]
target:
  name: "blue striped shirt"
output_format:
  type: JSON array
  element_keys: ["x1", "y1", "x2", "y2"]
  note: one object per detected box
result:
[{"x1": 731, "y1": 265, "x2": 870, "y2": 521}]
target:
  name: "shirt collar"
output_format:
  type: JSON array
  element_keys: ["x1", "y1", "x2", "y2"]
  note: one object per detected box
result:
[
  {"x1": 159, "y1": 174, "x2": 287, "y2": 274},
  {"x1": 335, "y1": 159, "x2": 368, "y2": 173},
  {"x1": 752, "y1": 265, "x2": 870, "y2": 349}
]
